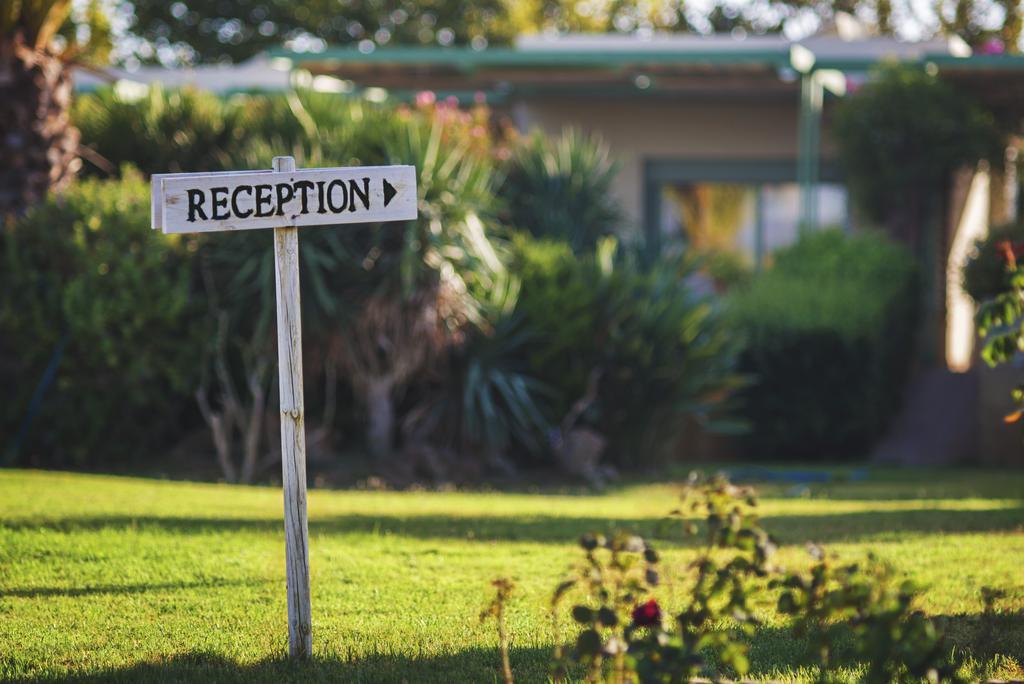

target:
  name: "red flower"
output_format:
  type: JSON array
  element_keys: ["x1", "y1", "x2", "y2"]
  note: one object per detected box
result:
[
  {"x1": 997, "y1": 241, "x2": 1024, "y2": 269},
  {"x1": 631, "y1": 599, "x2": 662, "y2": 627}
]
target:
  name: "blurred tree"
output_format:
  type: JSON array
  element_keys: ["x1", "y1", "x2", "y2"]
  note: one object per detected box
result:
[
  {"x1": 760, "y1": 0, "x2": 1019, "y2": 49},
  {"x1": 999, "y1": 0, "x2": 1023, "y2": 49},
  {"x1": 120, "y1": 0, "x2": 514, "y2": 65},
  {"x1": 0, "y1": 0, "x2": 110, "y2": 215},
  {"x1": 876, "y1": 0, "x2": 893, "y2": 33},
  {"x1": 935, "y1": 0, "x2": 1022, "y2": 50},
  {"x1": 114, "y1": 0, "x2": 789, "y2": 65},
  {"x1": 938, "y1": 0, "x2": 990, "y2": 45},
  {"x1": 832, "y1": 64, "x2": 1001, "y2": 251},
  {"x1": 115, "y1": 0, "x2": 1021, "y2": 66}
]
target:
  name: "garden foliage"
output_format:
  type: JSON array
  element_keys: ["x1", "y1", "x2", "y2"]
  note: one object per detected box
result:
[
  {"x1": 512, "y1": 235, "x2": 742, "y2": 468},
  {"x1": 11, "y1": 86, "x2": 740, "y2": 476},
  {"x1": 486, "y1": 474, "x2": 968, "y2": 683},
  {"x1": 74, "y1": 85, "x2": 250, "y2": 176},
  {"x1": 548, "y1": 477, "x2": 772, "y2": 682},
  {"x1": 0, "y1": 170, "x2": 202, "y2": 467},
  {"x1": 832, "y1": 64, "x2": 1000, "y2": 241},
  {"x1": 963, "y1": 220, "x2": 1024, "y2": 304},
  {"x1": 727, "y1": 230, "x2": 918, "y2": 459},
  {"x1": 970, "y1": 232, "x2": 1024, "y2": 427},
  {"x1": 501, "y1": 129, "x2": 621, "y2": 253}
]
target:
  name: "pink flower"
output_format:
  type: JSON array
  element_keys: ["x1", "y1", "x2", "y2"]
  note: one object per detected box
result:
[
  {"x1": 415, "y1": 90, "x2": 436, "y2": 108},
  {"x1": 474, "y1": 91, "x2": 487, "y2": 105},
  {"x1": 978, "y1": 38, "x2": 1005, "y2": 55}
]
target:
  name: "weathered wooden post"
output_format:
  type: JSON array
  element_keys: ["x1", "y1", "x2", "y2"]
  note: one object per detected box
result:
[
  {"x1": 152, "y1": 157, "x2": 417, "y2": 659},
  {"x1": 271, "y1": 155, "x2": 313, "y2": 657}
]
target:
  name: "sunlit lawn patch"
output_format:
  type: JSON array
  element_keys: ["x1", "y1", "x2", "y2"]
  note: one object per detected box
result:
[{"x1": 1, "y1": 467, "x2": 1022, "y2": 682}]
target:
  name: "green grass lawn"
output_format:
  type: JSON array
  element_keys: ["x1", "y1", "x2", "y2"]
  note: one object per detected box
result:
[{"x1": 1, "y1": 467, "x2": 1023, "y2": 682}]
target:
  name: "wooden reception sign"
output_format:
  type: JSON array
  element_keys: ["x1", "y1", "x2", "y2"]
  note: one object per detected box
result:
[
  {"x1": 151, "y1": 159, "x2": 418, "y2": 658},
  {"x1": 153, "y1": 164, "x2": 417, "y2": 234}
]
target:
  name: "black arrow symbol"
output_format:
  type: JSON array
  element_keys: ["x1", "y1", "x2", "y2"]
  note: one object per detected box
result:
[{"x1": 383, "y1": 178, "x2": 397, "y2": 207}]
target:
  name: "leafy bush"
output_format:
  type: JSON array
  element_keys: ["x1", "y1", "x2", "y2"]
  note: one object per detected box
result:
[
  {"x1": 512, "y1": 235, "x2": 742, "y2": 468},
  {"x1": 727, "y1": 230, "x2": 918, "y2": 459},
  {"x1": 963, "y1": 221, "x2": 1024, "y2": 303},
  {"x1": 69, "y1": 86, "x2": 523, "y2": 473},
  {"x1": 485, "y1": 474, "x2": 968, "y2": 683},
  {"x1": 832, "y1": 64, "x2": 1001, "y2": 232},
  {"x1": 692, "y1": 248, "x2": 754, "y2": 291},
  {"x1": 548, "y1": 478, "x2": 772, "y2": 682},
  {"x1": 972, "y1": 237, "x2": 1024, "y2": 429},
  {"x1": 455, "y1": 316, "x2": 552, "y2": 455},
  {"x1": 74, "y1": 87, "x2": 734, "y2": 477},
  {"x1": 501, "y1": 129, "x2": 621, "y2": 253},
  {"x1": 74, "y1": 85, "x2": 251, "y2": 175},
  {"x1": 175, "y1": 91, "x2": 510, "y2": 469},
  {"x1": 0, "y1": 170, "x2": 203, "y2": 467}
]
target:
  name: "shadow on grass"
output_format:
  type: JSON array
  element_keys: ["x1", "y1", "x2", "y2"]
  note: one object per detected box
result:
[
  {"x1": 3, "y1": 506, "x2": 1023, "y2": 545},
  {"x1": 746, "y1": 612, "x2": 1024, "y2": 680},
  {"x1": 15, "y1": 646, "x2": 553, "y2": 684},
  {"x1": 15, "y1": 614, "x2": 1022, "y2": 683},
  {"x1": 0, "y1": 578, "x2": 273, "y2": 599}
]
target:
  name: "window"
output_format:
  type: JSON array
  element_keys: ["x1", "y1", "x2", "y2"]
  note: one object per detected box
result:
[{"x1": 644, "y1": 160, "x2": 848, "y2": 266}]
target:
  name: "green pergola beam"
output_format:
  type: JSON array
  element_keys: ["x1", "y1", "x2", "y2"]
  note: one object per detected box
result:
[{"x1": 268, "y1": 46, "x2": 798, "y2": 71}]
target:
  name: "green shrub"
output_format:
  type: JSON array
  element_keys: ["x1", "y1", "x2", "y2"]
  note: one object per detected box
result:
[
  {"x1": 694, "y1": 248, "x2": 754, "y2": 291},
  {"x1": 512, "y1": 234, "x2": 742, "y2": 468},
  {"x1": 963, "y1": 221, "x2": 1024, "y2": 303},
  {"x1": 832, "y1": 64, "x2": 1001, "y2": 227},
  {"x1": 501, "y1": 129, "x2": 621, "y2": 253},
  {"x1": 1, "y1": 170, "x2": 203, "y2": 467},
  {"x1": 74, "y1": 86, "x2": 386, "y2": 178},
  {"x1": 727, "y1": 230, "x2": 918, "y2": 459},
  {"x1": 74, "y1": 86, "x2": 252, "y2": 175},
  {"x1": 76, "y1": 87, "x2": 729, "y2": 475},
  {"x1": 971, "y1": 234, "x2": 1024, "y2": 427},
  {"x1": 407, "y1": 313, "x2": 553, "y2": 463},
  {"x1": 175, "y1": 92, "x2": 510, "y2": 468},
  {"x1": 486, "y1": 474, "x2": 967, "y2": 683},
  {"x1": 69, "y1": 86, "x2": 515, "y2": 473}
]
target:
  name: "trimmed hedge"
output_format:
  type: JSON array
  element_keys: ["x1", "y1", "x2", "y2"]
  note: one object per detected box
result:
[{"x1": 727, "y1": 230, "x2": 918, "y2": 459}]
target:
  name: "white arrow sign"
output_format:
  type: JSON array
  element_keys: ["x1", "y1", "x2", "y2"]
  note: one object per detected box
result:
[
  {"x1": 153, "y1": 164, "x2": 417, "y2": 234},
  {"x1": 149, "y1": 158, "x2": 418, "y2": 660}
]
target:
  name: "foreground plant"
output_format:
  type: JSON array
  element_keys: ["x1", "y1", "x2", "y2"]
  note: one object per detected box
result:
[
  {"x1": 481, "y1": 578, "x2": 516, "y2": 684},
  {"x1": 774, "y1": 548, "x2": 964, "y2": 683},
  {"x1": 549, "y1": 531, "x2": 660, "y2": 682},
  {"x1": 975, "y1": 239, "x2": 1024, "y2": 432},
  {"x1": 485, "y1": 473, "x2": 968, "y2": 683},
  {"x1": 547, "y1": 475, "x2": 774, "y2": 683}
]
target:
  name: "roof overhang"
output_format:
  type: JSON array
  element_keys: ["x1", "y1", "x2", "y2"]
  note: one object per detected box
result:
[
  {"x1": 269, "y1": 35, "x2": 1024, "y2": 111},
  {"x1": 267, "y1": 36, "x2": 810, "y2": 101}
]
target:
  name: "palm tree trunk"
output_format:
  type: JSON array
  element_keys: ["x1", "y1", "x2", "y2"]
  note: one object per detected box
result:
[{"x1": 0, "y1": 36, "x2": 80, "y2": 216}]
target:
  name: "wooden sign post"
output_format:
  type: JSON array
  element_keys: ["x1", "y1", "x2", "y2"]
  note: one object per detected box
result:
[{"x1": 152, "y1": 157, "x2": 417, "y2": 658}]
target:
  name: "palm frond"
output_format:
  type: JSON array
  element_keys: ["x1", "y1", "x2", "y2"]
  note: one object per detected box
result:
[{"x1": 20, "y1": 0, "x2": 72, "y2": 50}]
